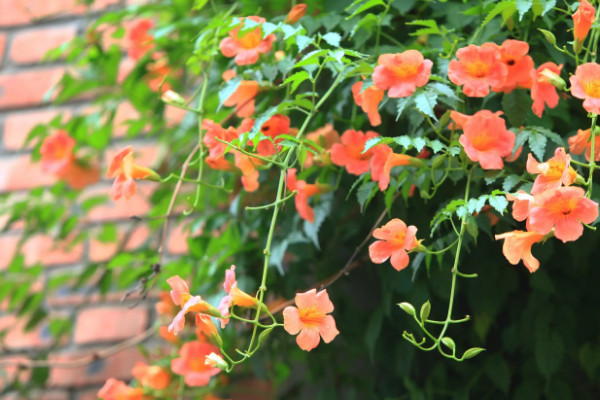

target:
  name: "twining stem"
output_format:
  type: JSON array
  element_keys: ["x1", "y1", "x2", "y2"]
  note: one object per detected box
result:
[
  {"x1": 587, "y1": 114, "x2": 597, "y2": 197},
  {"x1": 244, "y1": 66, "x2": 348, "y2": 355}
]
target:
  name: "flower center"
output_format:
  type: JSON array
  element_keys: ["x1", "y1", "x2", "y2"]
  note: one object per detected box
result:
[
  {"x1": 392, "y1": 64, "x2": 418, "y2": 79},
  {"x1": 189, "y1": 358, "x2": 208, "y2": 372},
  {"x1": 544, "y1": 160, "x2": 564, "y2": 179},
  {"x1": 238, "y1": 29, "x2": 262, "y2": 49},
  {"x1": 548, "y1": 198, "x2": 576, "y2": 216},
  {"x1": 470, "y1": 132, "x2": 494, "y2": 151},
  {"x1": 583, "y1": 79, "x2": 600, "y2": 98},
  {"x1": 465, "y1": 61, "x2": 491, "y2": 78},
  {"x1": 391, "y1": 230, "x2": 407, "y2": 247},
  {"x1": 299, "y1": 306, "x2": 324, "y2": 328}
]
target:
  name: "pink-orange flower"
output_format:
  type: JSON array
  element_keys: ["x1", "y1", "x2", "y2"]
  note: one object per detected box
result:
[
  {"x1": 171, "y1": 340, "x2": 221, "y2": 387},
  {"x1": 222, "y1": 70, "x2": 260, "y2": 117},
  {"x1": 202, "y1": 119, "x2": 239, "y2": 160},
  {"x1": 256, "y1": 114, "x2": 290, "y2": 156},
  {"x1": 330, "y1": 129, "x2": 380, "y2": 175},
  {"x1": 217, "y1": 265, "x2": 258, "y2": 329},
  {"x1": 569, "y1": 128, "x2": 600, "y2": 162},
  {"x1": 286, "y1": 168, "x2": 324, "y2": 223},
  {"x1": 283, "y1": 289, "x2": 339, "y2": 352},
  {"x1": 159, "y1": 326, "x2": 180, "y2": 344},
  {"x1": 369, "y1": 218, "x2": 418, "y2": 271},
  {"x1": 528, "y1": 186, "x2": 599, "y2": 242},
  {"x1": 448, "y1": 44, "x2": 507, "y2": 97},
  {"x1": 352, "y1": 81, "x2": 384, "y2": 126},
  {"x1": 526, "y1": 147, "x2": 577, "y2": 194},
  {"x1": 234, "y1": 152, "x2": 261, "y2": 192},
  {"x1": 40, "y1": 130, "x2": 75, "y2": 174},
  {"x1": 106, "y1": 146, "x2": 159, "y2": 201},
  {"x1": 219, "y1": 16, "x2": 276, "y2": 66},
  {"x1": 155, "y1": 291, "x2": 177, "y2": 316},
  {"x1": 507, "y1": 191, "x2": 534, "y2": 222},
  {"x1": 167, "y1": 276, "x2": 221, "y2": 334},
  {"x1": 372, "y1": 50, "x2": 432, "y2": 98},
  {"x1": 458, "y1": 110, "x2": 515, "y2": 169},
  {"x1": 495, "y1": 230, "x2": 545, "y2": 273},
  {"x1": 531, "y1": 62, "x2": 562, "y2": 117},
  {"x1": 286, "y1": 4, "x2": 307, "y2": 24},
  {"x1": 370, "y1": 145, "x2": 425, "y2": 191},
  {"x1": 570, "y1": 63, "x2": 600, "y2": 114},
  {"x1": 485, "y1": 40, "x2": 534, "y2": 92},
  {"x1": 132, "y1": 362, "x2": 171, "y2": 390},
  {"x1": 97, "y1": 378, "x2": 143, "y2": 400},
  {"x1": 127, "y1": 19, "x2": 154, "y2": 60},
  {"x1": 195, "y1": 314, "x2": 220, "y2": 345},
  {"x1": 303, "y1": 124, "x2": 340, "y2": 168},
  {"x1": 573, "y1": 0, "x2": 596, "y2": 42}
]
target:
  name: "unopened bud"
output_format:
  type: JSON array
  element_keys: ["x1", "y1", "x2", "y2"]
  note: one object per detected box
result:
[
  {"x1": 574, "y1": 38, "x2": 584, "y2": 54},
  {"x1": 538, "y1": 69, "x2": 566, "y2": 91},
  {"x1": 538, "y1": 29, "x2": 556, "y2": 46},
  {"x1": 398, "y1": 302, "x2": 416, "y2": 316},
  {"x1": 205, "y1": 353, "x2": 228, "y2": 371},
  {"x1": 161, "y1": 90, "x2": 185, "y2": 105}
]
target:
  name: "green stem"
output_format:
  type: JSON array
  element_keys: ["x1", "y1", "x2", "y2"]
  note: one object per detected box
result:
[
  {"x1": 587, "y1": 114, "x2": 597, "y2": 197},
  {"x1": 214, "y1": 137, "x2": 286, "y2": 167},
  {"x1": 246, "y1": 190, "x2": 298, "y2": 211}
]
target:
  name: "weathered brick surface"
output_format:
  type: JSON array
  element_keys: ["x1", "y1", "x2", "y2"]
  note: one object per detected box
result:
[
  {"x1": 48, "y1": 347, "x2": 143, "y2": 387},
  {"x1": 3, "y1": 109, "x2": 70, "y2": 150},
  {"x1": 0, "y1": 154, "x2": 58, "y2": 191},
  {"x1": 73, "y1": 306, "x2": 148, "y2": 344},
  {"x1": 89, "y1": 225, "x2": 150, "y2": 262},
  {"x1": 0, "y1": 0, "x2": 121, "y2": 27},
  {"x1": 0, "y1": 67, "x2": 65, "y2": 110},
  {"x1": 10, "y1": 25, "x2": 78, "y2": 64},
  {"x1": 0, "y1": 315, "x2": 52, "y2": 350},
  {"x1": 0, "y1": 233, "x2": 84, "y2": 269}
]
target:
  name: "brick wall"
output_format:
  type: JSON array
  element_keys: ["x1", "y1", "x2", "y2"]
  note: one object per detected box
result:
[{"x1": 0, "y1": 1, "x2": 189, "y2": 398}]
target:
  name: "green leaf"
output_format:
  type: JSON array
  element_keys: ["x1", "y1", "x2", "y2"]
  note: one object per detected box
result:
[
  {"x1": 502, "y1": 90, "x2": 531, "y2": 127},
  {"x1": 282, "y1": 70, "x2": 310, "y2": 93},
  {"x1": 515, "y1": 0, "x2": 533, "y2": 20},
  {"x1": 218, "y1": 76, "x2": 242, "y2": 108},
  {"x1": 485, "y1": 355, "x2": 511, "y2": 394},
  {"x1": 346, "y1": 0, "x2": 386, "y2": 19},
  {"x1": 414, "y1": 89, "x2": 438, "y2": 120},
  {"x1": 258, "y1": 327, "x2": 274, "y2": 346},
  {"x1": 396, "y1": 97, "x2": 412, "y2": 120},
  {"x1": 296, "y1": 35, "x2": 313, "y2": 52},
  {"x1": 535, "y1": 330, "x2": 564, "y2": 378},
  {"x1": 321, "y1": 32, "x2": 341, "y2": 47},
  {"x1": 465, "y1": 215, "x2": 479, "y2": 242},
  {"x1": 528, "y1": 130, "x2": 548, "y2": 161},
  {"x1": 480, "y1": 1, "x2": 516, "y2": 30},
  {"x1": 532, "y1": 0, "x2": 556, "y2": 18},
  {"x1": 365, "y1": 309, "x2": 383, "y2": 362},
  {"x1": 406, "y1": 19, "x2": 440, "y2": 36},
  {"x1": 356, "y1": 181, "x2": 377, "y2": 212},
  {"x1": 489, "y1": 194, "x2": 509, "y2": 214}
]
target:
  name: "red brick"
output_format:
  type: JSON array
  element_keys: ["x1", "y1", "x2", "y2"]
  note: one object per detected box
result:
[
  {"x1": 167, "y1": 223, "x2": 191, "y2": 255},
  {"x1": 10, "y1": 26, "x2": 77, "y2": 64},
  {"x1": 164, "y1": 104, "x2": 187, "y2": 126},
  {"x1": 0, "y1": 154, "x2": 57, "y2": 191},
  {"x1": 74, "y1": 306, "x2": 148, "y2": 344},
  {"x1": 0, "y1": 34, "x2": 6, "y2": 67},
  {"x1": 4, "y1": 109, "x2": 70, "y2": 150},
  {"x1": 0, "y1": 233, "x2": 84, "y2": 269},
  {"x1": 0, "y1": 0, "x2": 121, "y2": 27},
  {"x1": 0, "y1": 355, "x2": 31, "y2": 390},
  {"x1": 0, "y1": 315, "x2": 52, "y2": 350},
  {"x1": 89, "y1": 225, "x2": 149, "y2": 262},
  {"x1": 0, "y1": 67, "x2": 64, "y2": 110},
  {"x1": 2, "y1": 391, "x2": 70, "y2": 400},
  {"x1": 114, "y1": 101, "x2": 143, "y2": 136},
  {"x1": 83, "y1": 183, "x2": 152, "y2": 222},
  {"x1": 48, "y1": 347, "x2": 143, "y2": 387}
]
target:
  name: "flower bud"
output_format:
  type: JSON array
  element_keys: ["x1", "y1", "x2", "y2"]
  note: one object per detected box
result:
[
  {"x1": 161, "y1": 90, "x2": 185, "y2": 105},
  {"x1": 538, "y1": 68, "x2": 566, "y2": 91},
  {"x1": 285, "y1": 4, "x2": 307, "y2": 24},
  {"x1": 398, "y1": 302, "x2": 416, "y2": 316},
  {"x1": 205, "y1": 353, "x2": 228, "y2": 371}
]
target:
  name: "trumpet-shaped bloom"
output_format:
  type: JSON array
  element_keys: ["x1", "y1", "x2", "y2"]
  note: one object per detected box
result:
[
  {"x1": 167, "y1": 276, "x2": 221, "y2": 334},
  {"x1": 171, "y1": 340, "x2": 221, "y2": 387},
  {"x1": 286, "y1": 4, "x2": 307, "y2": 24},
  {"x1": 573, "y1": 0, "x2": 596, "y2": 42},
  {"x1": 219, "y1": 16, "x2": 276, "y2": 66},
  {"x1": 107, "y1": 146, "x2": 158, "y2": 201},
  {"x1": 369, "y1": 218, "x2": 418, "y2": 271},
  {"x1": 495, "y1": 230, "x2": 545, "y2": 273},
  {"x1": 286, "y1": 168, "x2": 323, "y2": 223},
  {"x1": 372, "y1": 50, "x2": 432, "y2": 97},
  {"x1": 97, "y1": 378, "x2": 143, "y2": 400},
  {"x1": 459, "y1": 110, "x2": 515, "y2": 169},
  {"x1": 127, "y1": 19, "x2": 154, "y2": 60},
  {"x1": 234, "y1": 152, "x2": 261, "y2": 192},
  {"x1": 526, "y1": 147, "x2": 577, "y2": 194},
  {"x1": 570, "y1": 63, "x2": 600, "y2": 114},
  {"x1": 531, "y1": 62, "x2": 562, "y2": 117},
  {"x1": 195, "y1": 314, "x2": 220, "y2": 345},
  {"x1": 330, "y1": 129, "x2": 380, "y2": 175},
  {"x1": 155, "y1": 291, "x2": 177, "y2": 316},
  {"x1": 222, "y1": 70, "x2": 259, "y2": 117},
  {"x1": 256, "y1": 114, "x2": 290, "y2": 156},
  {"x1": 485, "y1": 40, "x2": 534, "y2": 92},
  {"x1": 448, "y1": 44, "x2": 507, "y2": 97},
  {"x1": 202, "y1": 119, "x2": 239, "y2": 160},
  {"x1": 528, "y1": 186, "x2": 599, "y2": 243},
  {"x1": 507, "y1": 191, "x2": 534, "y2": 222},
  {"x1": 370, "y1": 145, "x2": 424, "y2": 191},
  {"x1": 569, "y1": 128, "x2": 600, "y2": 162},
  {"x1": 352, "y1": 81, "x2": 384, "y2": 126},
  {"x1": 304, "y1": 124, "x2": 340, "y2": 167},
  {"x1": 283, "y1": 289, "x2": 339, "y2": 352},
  {"x1": 40, "y1": 131, "x2": 75, "y2": 174},
  {"x1": 132, "y1": 362, "x2": 171, "y2": 390}
]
